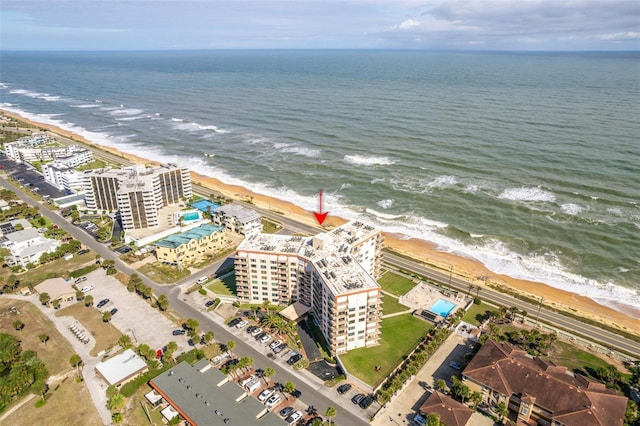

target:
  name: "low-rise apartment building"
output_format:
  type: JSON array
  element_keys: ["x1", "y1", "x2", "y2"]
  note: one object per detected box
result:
[
  {"x1": 1, "y1": 228, "x2": 61, "y2": 267},
  {"x1": 462, "y1": 339, "x2": 627, "y2": 426},
  {"x1": 235, "y1": 221, "x2": 384, "y2": 354},
  {"x1": 212, "y1": 204, "x2": 262, "y2": 237},
  {"x1": 154, "y1": 223, "x2": 228, "y2": 268}
]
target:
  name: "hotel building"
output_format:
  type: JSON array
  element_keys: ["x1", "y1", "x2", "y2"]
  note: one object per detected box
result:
[
  {"x1": 83, "y1": 164, "x2": 192, "y2": 231},
  {"x1": 154, "y1": 223, "x2": 228, "y2": 268},
  {"x1": 234, "y1": 221, "x2": 384, "y2": 354}
]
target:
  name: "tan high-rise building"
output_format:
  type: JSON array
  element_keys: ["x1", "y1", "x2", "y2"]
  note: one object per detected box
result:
[{"x1": 234, "y1": 221, "x2": 384, "y2": 354}]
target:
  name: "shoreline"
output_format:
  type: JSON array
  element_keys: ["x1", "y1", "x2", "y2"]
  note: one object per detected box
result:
[{"x1": 2, "y1": 108, "x2": 639, "y2": 336}]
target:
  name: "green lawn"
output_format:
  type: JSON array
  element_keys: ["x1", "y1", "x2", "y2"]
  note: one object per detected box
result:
[
  {"x1": 547, "y1": 341, "x2": 618, "y2": 376},
  {"x1": 8, "y1": 251, "x2": 95, "y2": 289},
  {"x1": 378, "y1": 271, "x2": 417, "y2": 297},
  {"x1": 340, "y1": 315, "x2": 432, "y2": 387},
  {"x1": 138, "y1": 263, "x2": 190, "y2": 284},
  {"x1": 261, "y1": 218, "x2": 283, "y2": 234},
  {"x1": 382, "y1": 294, "x2": 410, "y2": 316},
  {"x1": 205, "y1": 272, "x2": 236, "y2": 296},
  {"x1": 462, "y1": 301, "x2": 496, "y2": 325}
]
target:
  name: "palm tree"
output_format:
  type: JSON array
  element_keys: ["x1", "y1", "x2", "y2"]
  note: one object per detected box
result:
[
  {"x1": 435, "y1": 379, "x2": 447, "y2": 392},
  {"x1": 12, "y1": 319, "x2": 24, "y2": 331},
  {"x1": 283, "y1": 381, "x2": 296, "y2": 400},
  {"x1": 263, "y1": 366, "x2": 275, "y2": 385},
  {"x1": 251, "y1": 305, "x2": 260, "y2": 320},
  {"x1": 102, "y1": 311, "x2": 112, "y2": 322},
  {"x1": 202, "y1": 331, "x2": 214, "y2": 345},
  {"x1": 84, "y1": 294, "x2": 93, "y2": 307},
  {"x1": 39, "y1": 334, "x2": 49, "y2": 345},
  {"x1": 262, "y1": 299, "x2": 271, "y2": 315},
  {"x1": 118, "y1": 334, "x2": 132, "y2": 349},
  {"x1": 496, "y1": 401, "x2": 508, "y2": 424},
  {"x1": 106, "y1": 392, "x2": 126, "y2": 412},
  {"x1": 226, "y1": 340, "x2": 235, "y2": 355},
  {"x1": 325, "y1": 406, "x2": 337, "y2": 425},
  {"x1": 70, "y1": 354, "x2": 82, "y2": 378}
]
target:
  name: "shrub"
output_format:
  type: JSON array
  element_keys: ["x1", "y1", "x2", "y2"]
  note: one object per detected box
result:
[
  {"x1": 473, "y1": 297, "x2": 481, "y2": 305},
  {"x1": 198, "y1": 288, "x2": 207, "y2": 295}
]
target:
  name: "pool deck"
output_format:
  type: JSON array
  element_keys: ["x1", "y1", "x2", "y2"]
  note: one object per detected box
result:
[{"x1": 399, "y1": 280, "x2": 471, "y2": 318}]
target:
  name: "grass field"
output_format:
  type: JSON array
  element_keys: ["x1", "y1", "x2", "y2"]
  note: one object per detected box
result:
[
  {"x1": 547, "y1": 341, "x2": 618, "y2": 376},
  {"x1": 462, "y1": 301, "x2": 496, "y2": 325},
  {"x1": 205, "y1": 272, "x2": 237, "y2": 296},
  {"x1": 378, "y1": 271, "x2": 417, "y2": 297},
  {"x1": 125, "y1": 385, "x2": 165, "y2": 426},
  {"x1": 138, "y1": 263, "x2": 190, "y2": 284},
  {"x1": 55, "y1": 302, "x2": 121, "y2": 356},
  {"x1": 340, "y1": 315, "x2": 432, "y2": 387},
  {"x1": 2, "y1": 252, "x2": 96, "y2": 290},
  {"x1": 381, "y1": 294, "x2": 410, "y2": 316},
  {"x1": 5, "y1": 375, "x2": 102, "y2": 426},
  {"x1": 0, "y1": 300, "x2": 75, "y2": 374}
]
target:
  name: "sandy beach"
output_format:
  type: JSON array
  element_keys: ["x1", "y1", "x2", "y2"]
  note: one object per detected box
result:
[{"x1": 2, "y1": 109, "x2": 639, "y2": 335}]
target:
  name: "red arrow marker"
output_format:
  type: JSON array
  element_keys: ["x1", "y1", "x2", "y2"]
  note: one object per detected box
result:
[{"x1": 313, "y1": 189, "x2": 329, "y2": 225}]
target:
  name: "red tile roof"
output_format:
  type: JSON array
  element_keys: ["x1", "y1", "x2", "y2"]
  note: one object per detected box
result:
[{"x1": 420, "y1": 391, "x2": 473, "y2": 426}]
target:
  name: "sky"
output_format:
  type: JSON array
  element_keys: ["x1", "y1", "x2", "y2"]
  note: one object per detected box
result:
[{"x1": 1, "y1": 0, "x2": 639, "y2": 51}]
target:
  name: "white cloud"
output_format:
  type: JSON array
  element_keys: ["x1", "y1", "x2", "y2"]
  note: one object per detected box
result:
[{"x1": 393, "y1": 19, "x2": 421, "y2": 30}]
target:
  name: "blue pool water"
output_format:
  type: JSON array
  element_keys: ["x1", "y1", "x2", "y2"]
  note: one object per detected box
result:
[
  {"x1": 429, "y1": 299, "x2": 456, "y2": 317},
  {"x1": 190, "y1": 199, "x2": 221, "y2": 212},
  {"x1": 182, "y1": 211, "x2": 200, "y2": 221}
]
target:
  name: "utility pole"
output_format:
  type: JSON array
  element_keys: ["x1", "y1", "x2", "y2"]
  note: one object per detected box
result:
[{"x1": 534, "y1": 297, "x2": 544, "y2": 328}]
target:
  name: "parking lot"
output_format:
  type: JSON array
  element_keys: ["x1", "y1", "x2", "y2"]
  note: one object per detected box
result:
[
  {"x1": 82, "y1": 268, "x2": 190, "y2": 352},
  {"x1": 0, "y1": 156, "x2": 67, "y2": 199}
]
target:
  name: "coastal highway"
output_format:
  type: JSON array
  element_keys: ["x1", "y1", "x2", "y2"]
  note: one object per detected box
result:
[{"x1": 59, "y1": 135, "x2": 640, "y2": 357}]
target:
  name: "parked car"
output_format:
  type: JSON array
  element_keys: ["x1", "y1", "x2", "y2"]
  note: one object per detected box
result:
[
  {"x1": 110, "y1": 308, "x2": 118, "y2": 316},
  {"x1": 287, "y1": 353, "x2": 303, "y2": 365},
  {"x1": 78, "y1": 249, "x2": 90, "y2": 255},
  {"x1": 285, "y1": 411, "x2": 303, "y2": 424},
  {"x1": 269, "y1": 340, "x2": 281, "y2": 350},
  {"x1": 250, "y1": 327, "x2": 263, "y2": 337},
  {"x1": 260, "y1": 334, "x2": 273, "y2": 344},
  {"x1": 305, "y1": 417, "x2": 322, "y2": 426},
  {"x1": 205, "y1": 300, "x2": 215, "y2": 307},
  {"x1": 196, "y1": 276, "x2": 208, "y2": 285},
  {"x1": 359, "y1": 395, "x2": 374, "y2": 409},
  {"x1": 235, "y1": 320, "x2": 249, "y2": 329},
  {"x1": 172, "y1": 329, "x2": 186, "y2": 335},
  {"x1": 279, "y1": 406, "x2": 294, "y2": 418},
  {"x1": 96, "y1": 298, "x2": 110, "y2": 308},
  {"x1": 265, "y1": 394, "x2": 281, "y2": 408},
  {"x1": 290, "y1": 389, "x2": 301, "y2": 398},
  {"x1": 351, "y1": 393, "x2": 365, "y2": 405},
  {"x1": 80, "y1": 285, "x2": 94, "y2": 293},
  {"x1": 449, "y1": 361, "x2": 462, "y2": 370},
  {"x1": 273, "y1": 343, "x2": 285, "y2": 353},
  {"x1": 75, "y1": 276, "x2": 87, "y2": 284},
  {"x1": 337, "y1": 383, "x2": 352, "y2": 394},
  {"x1": 258, "y1": 388, "x2": 275, "y2": 402},
  {"x1": 228, "y1": 318, "x2": 242, "y2": 327}
]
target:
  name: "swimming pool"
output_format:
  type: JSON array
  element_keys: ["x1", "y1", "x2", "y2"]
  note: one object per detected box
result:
[
  {"x1": 182, "y1": 211, "x2": 200, "y2": 221},
  {"x1": 429, "y1": 299, "x2": 456, "y2": 317}
]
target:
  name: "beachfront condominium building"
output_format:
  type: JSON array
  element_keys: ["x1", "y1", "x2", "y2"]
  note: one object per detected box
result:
[
  {"x1": 235, "y1": 221, "x2": 384, "y2": 354},
  {"x1": 83, "y1": 164, "x2": 192, "y2": 231},
  {"x1": 212, "y1": 204, "x2": 263, "y2": 237},
  {"x1": 154, "y1": 223, "x2": 228, "y2": 268}
]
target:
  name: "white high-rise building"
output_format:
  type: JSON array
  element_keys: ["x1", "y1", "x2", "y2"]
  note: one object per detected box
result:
[
  {"x1": 234, "y1": 221, "x2": 384, "y2": 354},
  {"x1": 83, "y1": 165, "x2": 192, "y2": 231}
]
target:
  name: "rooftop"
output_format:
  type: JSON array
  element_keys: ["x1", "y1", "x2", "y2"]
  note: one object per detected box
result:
[
  {"x1": 216, "y1": 204, "x2": 261, "y2": 224},
  {"x1": 155, "y1": 223, "x2": 225, "y2": 249},
  {"x1": 95, "y1": 349, "x2": 148, "y2": 386},
  {"x1": 34, "y1": 277, "x2": 76, "y2": 300},
  {"x1": 150, "y1": 360, "x2": 286, "y2": 426},
  {"x1": 236, "y1": 221, "x2": 381, "y2": 296},
  {"x1": 420, "y1": 391, "x2": 473, "y2": 426}
]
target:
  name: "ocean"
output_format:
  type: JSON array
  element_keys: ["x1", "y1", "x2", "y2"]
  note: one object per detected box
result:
[{"x1": 1, "y1": 50, "x2": 639, "y2": 314}]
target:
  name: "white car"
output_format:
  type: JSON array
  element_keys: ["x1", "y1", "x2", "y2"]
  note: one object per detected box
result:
[
  {"x1": 258, "y1": 388, "x2": 274, "y2": 402},
  {"x1": 265, "y1": 394, "x2": 281, "y2": 408},
  {"x1": 269, "y1": 340, "x2": 281, "y2": 350},
  {"x1": 235, "y1": 320, "x2": 248, "y2": 329},
  {"x1": 260, "y1": 334, "x2": 273, "y2": 344},
  {"x1": 286, "y1": 411, "x2": 303, "y2": 424},
  {"x1": 80, "y1": 285, "x2": 94, "y2": 293},
  {"x1": 196, "y1": 276, "x2": 208, "y2": 285},
  {"x1": 250, "y1": 327, "x2": 263, "y2": 337}
]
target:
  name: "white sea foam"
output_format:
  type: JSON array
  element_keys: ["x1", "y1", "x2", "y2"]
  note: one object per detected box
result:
[
  {"x1": 498, "y1": 186, "x2": 556, "y2": 202},
  {"x1": 343, "y1": 154, "x2": 396, "y2": 166},
  {"x1": 0, "y1": 103, "x2": 13, "y2": 107},
  {"x1": 109, "y1": 108, "x2": 144, "y2": 116},
  {"x1": 115, "y1": 115, "x2": 147, "y2": 121},
  {"x1": 560, "y1": 203, "x2": 584, "y2": 215},
  {"x1": 69, "y1": 103, "x2": 101, "y2": 108},
  {"x1": 280, "y1": 146, "x2": 321, "y2": 158},
  {"x1": 339, "y1": 183, "x2": 352, "y2": 190},
  {"x1": 427, "y1": 175, "x2": 458, "y2": 188},
  {"x1": 377, "y1": 199, "x2": 394, "y2": 209},
  {"x1": 172, "y1": 121, "x2": 227, "y2": 133},
  {"x1": 9, "y1": 89, "x2": 63, "y2": 102},
  {"x1": 607, "y1": 207, "x2": 623, "y2": 216},
  {"x1": 0, "y1": 83, "x2": 8, "y2": 89}
]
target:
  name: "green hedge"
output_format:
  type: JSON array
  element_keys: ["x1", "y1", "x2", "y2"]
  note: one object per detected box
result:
[{"x1": 69, "y1": 264, "x2": 99, "y2": 278}]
